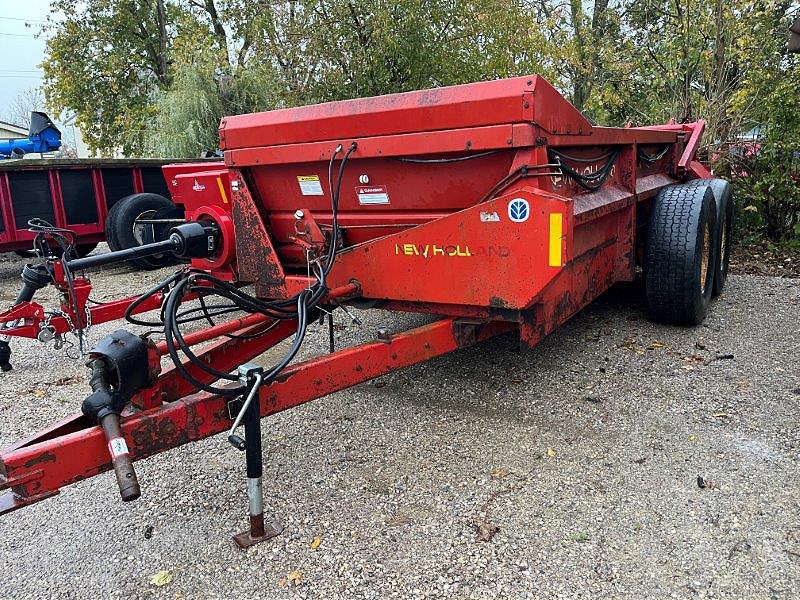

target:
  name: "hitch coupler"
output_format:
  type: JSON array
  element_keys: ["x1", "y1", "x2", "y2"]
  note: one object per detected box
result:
[{"x1": 83, "y1": 358, "x2": 141, "y2": 501}]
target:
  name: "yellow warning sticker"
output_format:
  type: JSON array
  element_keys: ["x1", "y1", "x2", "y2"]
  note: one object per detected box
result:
[{"x1": 297, "y1": 175, "x2": 323, "y2": 196}]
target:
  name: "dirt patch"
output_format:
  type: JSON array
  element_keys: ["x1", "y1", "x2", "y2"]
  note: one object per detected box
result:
[{"x1": 730, "y1": 242, "x2": 800, "y2": 278}]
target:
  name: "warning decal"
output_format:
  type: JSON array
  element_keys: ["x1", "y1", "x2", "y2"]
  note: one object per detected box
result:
[
  {"x1": 356, "y1": 185, "x2": 390, "y2": 205},
  {"x1": 297, "y1": 175, "x2": 324, "y2": 196}
]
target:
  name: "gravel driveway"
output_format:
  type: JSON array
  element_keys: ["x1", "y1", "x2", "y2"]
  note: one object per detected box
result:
[{"x1": 0, "y1": 249, "x2": 799, "y2": 600}]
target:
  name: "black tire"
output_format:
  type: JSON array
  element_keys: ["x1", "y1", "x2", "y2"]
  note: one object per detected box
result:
[
  {"x1": 74, "y1": 242, "x2": 99, "y2": 257},
  {"x1": 682, "y1": 178, "x2": 733, "y2": 296},
  {"x1": 104, "y1": 200, "x2": 126, "y2": 252},
  {"x1": 105, "y1": 193, "x2": 177, "y2": 269},
  {"x1": 645, "y1": 183, "x2": 718, "y2": 325}
]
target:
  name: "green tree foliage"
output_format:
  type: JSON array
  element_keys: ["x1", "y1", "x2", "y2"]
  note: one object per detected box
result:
[{"x1": 40, "y1": 0, "x2": 799, "y2": 240}]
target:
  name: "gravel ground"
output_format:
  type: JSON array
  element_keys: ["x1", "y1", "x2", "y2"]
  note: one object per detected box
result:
[{"x1": 1, "y1": 247, "x2": 799, "y2": 600}]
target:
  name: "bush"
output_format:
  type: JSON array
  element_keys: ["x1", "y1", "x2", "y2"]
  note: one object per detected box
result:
[{"x1": 726, "y1": 75, "x2": 800, "y2": 246}]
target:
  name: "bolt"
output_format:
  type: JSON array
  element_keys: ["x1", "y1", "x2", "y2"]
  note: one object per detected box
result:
[
  {"x1": 377, "y1": 327, "x2": 391, "y2": 343},
  {"x1": 359, "y1": 174, "x2": 370, "y2": 184},
  {"x1": 294, "y1": 210, "x2": 304, "y2": 220}
]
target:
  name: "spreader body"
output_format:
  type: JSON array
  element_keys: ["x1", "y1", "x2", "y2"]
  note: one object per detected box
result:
[
  {"x1": 216, "y1": 74, "x2": 708, "y2": 343},
  {"x1": 0, "y1": 75, "x2": 717, "y2": 520}
]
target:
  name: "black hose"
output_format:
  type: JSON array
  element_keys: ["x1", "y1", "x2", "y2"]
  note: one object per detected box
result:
[{"x1": 134, "y1": 141, "x2": 358, "y2": 397}]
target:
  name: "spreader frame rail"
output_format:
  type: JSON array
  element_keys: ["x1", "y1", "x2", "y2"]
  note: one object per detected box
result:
[{"x1": 0, "y1": 316, "x2": 509, "y2": 514}]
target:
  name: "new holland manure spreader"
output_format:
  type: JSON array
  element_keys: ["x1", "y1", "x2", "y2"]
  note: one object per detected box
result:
[{"x1": 0, "y1": 75, "x2": 732, "y2": 546}]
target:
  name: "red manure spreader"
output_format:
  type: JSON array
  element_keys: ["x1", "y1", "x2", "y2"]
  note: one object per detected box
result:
[{"x1": 0, "y1": 75, "x2": 732, "y2": 546}]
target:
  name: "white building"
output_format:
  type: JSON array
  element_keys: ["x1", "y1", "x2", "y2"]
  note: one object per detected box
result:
[{"x1": 0, "y1": 120, "x2": 27, "y2": 139}]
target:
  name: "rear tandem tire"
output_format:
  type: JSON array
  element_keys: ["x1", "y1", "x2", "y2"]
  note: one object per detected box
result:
[
  {"x1": 645, "y1": 183, "x2": 718, "y2": 325},
  {"x1": 682, "y1": 178, "x2": 733, "y2": 297},
  {"x1": 104, "y1": 193, "x2": 178, "y2": 270}
]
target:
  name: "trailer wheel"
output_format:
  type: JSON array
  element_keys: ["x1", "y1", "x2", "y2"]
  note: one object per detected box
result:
[
  {"x1": 682, "y1": 179, "x2": 733, "y2": 297},
  {"x1": 75, "y1": 242, "x2": 99, "y2": 257},
  {"x1": 104, "y1": 199, "x2": 126, "y2": 252},
  {"x1": 645, "y1": 184, "x2": 718, "y2": 325},
  {"x1": 105, "y1": 193, "x2": 178, "y2": 269}
]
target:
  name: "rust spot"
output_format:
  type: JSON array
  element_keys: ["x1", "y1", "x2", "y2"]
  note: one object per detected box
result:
[
  {"x1": 22, "y1": 452, "x2": 56, "y2": 469},
  {"x1": 130, "y1": 416, "x2": 183, "y2": 459},
  {"x1": 452, "y1": 321, "x2": 481, "y2": 348},
  {"x1": 274, "y1": 371, "x2": 292, "y2": 384},
  {"x1": 355, "y1": 365, "x2": 363, "y2": 372},
  {"x1": 489, "y1": 296, "x2": 510, "y2": 309},
  {"x1": 231, "y1": 182, "x2": 286, "y2": 293},
  {"x1": 552, "y1": 292, "x2": 572, "y2": 323}
]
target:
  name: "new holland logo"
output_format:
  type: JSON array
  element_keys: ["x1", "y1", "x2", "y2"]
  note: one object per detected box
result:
[
  {"x1": 192, "y1": 179, "x2": 206, "y2": 192},
  {"x1": 508, "y1": 198, "x2": 530, "y2": 223}
]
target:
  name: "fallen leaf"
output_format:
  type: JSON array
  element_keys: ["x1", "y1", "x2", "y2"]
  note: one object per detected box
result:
[
  {"x1": 475, "y1": 520, "x2": 499, "y2": 542},
  {"x1": 287, "y1": 569, "x2": 302, "y2": 586},
  {"x1": 491, "y1": 467, "x2": 509, "y2": 480},
  {"x1": 546, "y1": 447, "x2": 556, "y2": 458},
  {"x1": 744, "y1": 205, "x2": 758, "y2": 212},
  {"x1": 150, "y1": 570, "x2": 173, "y2": 587},
  {"x1": 647, "y1": 341, "x2": 666, "y2": 350},
  {"x1": 310, "y1": 536, "x2": 321, "y2": 550},
  {"x1": 34, "y1": 389, "x2": 46, "y2": 398},
  {"x1": 570, "y1": 531, "x2": 591, "y2": 543}
]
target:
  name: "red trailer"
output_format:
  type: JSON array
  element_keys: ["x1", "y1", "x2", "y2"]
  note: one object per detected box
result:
[
  {"x1": 0, "y1": 75, "x2": 732, "y2": 546},
  {"x1": 0, "y1": 158, "x2": 191, "y2": 255}
]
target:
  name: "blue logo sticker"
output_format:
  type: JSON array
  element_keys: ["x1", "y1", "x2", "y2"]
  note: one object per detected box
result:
[{"x1": 508, "y1": 198, "x2": 530, "y2": 223}]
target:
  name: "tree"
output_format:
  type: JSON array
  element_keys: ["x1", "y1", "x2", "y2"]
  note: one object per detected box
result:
[
  {"x1": 4, "y1": 87, "x2": 46, "y2": 128},
  {"x1": 40, "y1": 0, "x2": 251, "y2": 156}
]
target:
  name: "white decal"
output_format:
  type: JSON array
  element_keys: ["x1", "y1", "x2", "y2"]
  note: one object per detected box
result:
[
  {"x1": 356, "y1": 185, "x2": 390, "y2": 205},
  {"x1": 108, "y1": 437, "x2": 129, "y2": 459},
  {"x1": 297, "y1": 175, "x2": 324, "y2": 196},
  {"x1": 480, "y1": 211, "x2": 500, "y2": 222}
]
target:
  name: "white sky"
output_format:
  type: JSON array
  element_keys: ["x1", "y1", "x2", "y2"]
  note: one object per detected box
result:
[{"x1": 0, "y1": 0, "x2": 58, "y2": 124}]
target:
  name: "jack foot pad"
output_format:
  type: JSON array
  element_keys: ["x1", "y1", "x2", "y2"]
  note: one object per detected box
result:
[{"x1": 233, "y1": 518, "x2": 284, "y2": 549}]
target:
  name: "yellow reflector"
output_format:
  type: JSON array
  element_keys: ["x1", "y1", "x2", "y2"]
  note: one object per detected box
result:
[
  {"x1": 548, "y1": 213, "x2": 563, "y2": 267},
  {"x1": 216, "y1": 176, "x2": 229, "y2": 204}
]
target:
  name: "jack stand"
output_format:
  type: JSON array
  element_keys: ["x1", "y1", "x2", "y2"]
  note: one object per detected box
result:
[{"x1": 229, "y1": 363, "x2": 284, "y2": 549}]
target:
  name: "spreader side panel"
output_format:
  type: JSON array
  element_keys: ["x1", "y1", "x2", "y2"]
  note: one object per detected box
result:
[{"x1": 326, "y1": 186, "x2": 573, "y2": 309}]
